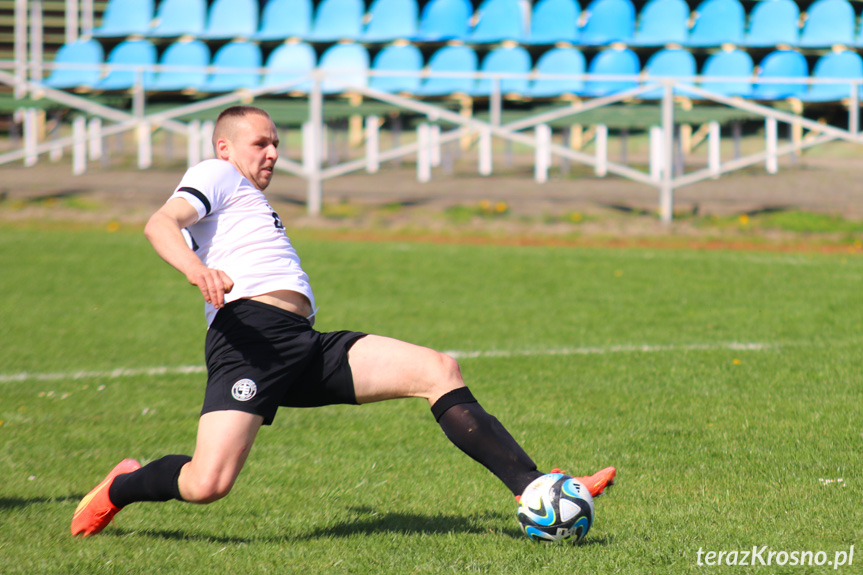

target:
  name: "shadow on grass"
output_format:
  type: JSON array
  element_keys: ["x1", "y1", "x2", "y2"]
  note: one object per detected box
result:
[
  {"x1": 294, "y1": 506, "x2": 522, "y2": 541},
  {"x1": 0, "y1": 495, "x2": 81, "y2": 510},
  {"x1": 113, "y1": 505, "x2": 613, "y2": 546}
]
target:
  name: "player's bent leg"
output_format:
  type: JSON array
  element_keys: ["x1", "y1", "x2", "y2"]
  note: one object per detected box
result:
[
  {"x1": 71, "y1": 458, "x2": 142, "y2": 536},
  {"x1": 348, "y1": 335, "x2": 464, "y2": 405},
  {"x1": 72, "y1": 411, "x2": 262, "y2": 536},
  {"x1": 179, "y1": 410, "x2": 264, "y2": 504}
]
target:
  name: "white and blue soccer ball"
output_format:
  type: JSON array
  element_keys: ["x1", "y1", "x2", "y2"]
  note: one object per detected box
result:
[{"x1": 516, "y1": 472, "x2": 595, "y2": 543}]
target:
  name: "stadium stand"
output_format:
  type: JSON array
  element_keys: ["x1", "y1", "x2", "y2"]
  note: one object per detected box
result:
[
  {"x1": 698, "y1": 47, "x2": 754, "y2": 97},
  {"x1": 21, "y1": 0, "x2": 863, "y2": 107},
  {"x1": 416, "y1": 44, "x2": 478, "y2": 96},
  {"x1": 307, "y1": 0, "x2": 365, "y2": 42},
  {"x1": 630, "y1": 0, "x2": 690, "y2": 47},
  {"x1": 199, "y1": 40, "x2": 262, "y2": 92},
  {"x1": 96, "y1": 39, "x2": 158, "y2": 91},
  {"x1": 201, "y1": 0, "x2": 259, "y2": 40},
  {"x1": 580, "y1": 46, "x2": 640, "y2": 96},
  {"x1": 685, "y1": 0, "x2": 745, "y2": 47},
  {"x1": 149, "y1": 0, "x2": 207, "y2": 39},
  {"x1": 468, "y1": 0, "x2": 527, "y2": 44},
  {"x1": 253, "y1": 0, "x2": 313, "y2": 41},
  {"x1": 797, "y1": 0, "x2": 856, "y2": 48},
  {"x1": 578, "y1": 0, "x2": 636, "y2": 45},
  {"x1": 639, "y1": 47, "x2": 697, "y2": 99},
  {"x1": 799, "y1": 50, "x2": 863, "y2": 102},
  {"x1": 92, "y1": 0, "x2": 155, "y2": 38},
  {"x1": 369, "y1": 42, "x2": 424, "y2": 94},
  {"x1": 471, "y1": 43, "x2": 532, "y2": 96},
  {"x1": 260, "y1": 42, "x2": 317, "y2": 93},
  {"x1": 526, "y1": 45, "x2": 586, "y2": 98},
  {"x1": 150, "y1": 39, "x2": 210, "y2": 92},
  {"x1": 361, "y1": 0, "x2": 419, "y2": 43},
  {"x1": 43, "y1": 38, "x2": 104, "y2": 90},
  {"x1": 743, "y1": 0, "x2": 800, "y2": 48},
  {"x1": 524, "y1": 0, "x2": 580, "y2": 45},
  {"x1": 749, "y1": 49, "x2": 809, "y2": 100},
  {"x1": 413, "y1": 0, "x2": 473, "y2": 42},
  {"x1": 317, "y1": 43, "x2": 370, "y2": 93}
]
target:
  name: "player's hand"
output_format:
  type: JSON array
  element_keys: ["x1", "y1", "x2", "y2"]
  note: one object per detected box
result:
[{"x1": 186, "y1": 266, "x2": 234, "y2": 309}]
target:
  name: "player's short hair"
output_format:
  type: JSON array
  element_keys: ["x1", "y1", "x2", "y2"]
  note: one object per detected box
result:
[
  {"x1": 216, "y1": 105, "x2": 271, "y2": 125},
  {"x1": 213, "y1": 106, "x2": 272, "y2": 147}
]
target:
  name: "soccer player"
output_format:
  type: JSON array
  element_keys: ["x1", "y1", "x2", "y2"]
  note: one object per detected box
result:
[{"x1": 71, "y1": 106, "x2": 615, "y2": 537}]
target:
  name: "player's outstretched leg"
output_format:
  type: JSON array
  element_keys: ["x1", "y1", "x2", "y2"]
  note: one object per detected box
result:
[
  {"x1": 71, "y1": 458, "x2": 142, "y2": 536},
  {"x1": 573, "y1": 466, "x2": 616, "y2": 498},
  {"x1": 348, "y1": 335, "x2": 595, "y2": 497},
  {"x1": 514, "y1": 467, "x2": 617, "y2": 505}
]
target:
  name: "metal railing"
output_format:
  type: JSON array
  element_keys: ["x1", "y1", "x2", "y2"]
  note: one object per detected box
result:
[{"x1": 3, "y1": 60, "x2": 863, "y2": 222}]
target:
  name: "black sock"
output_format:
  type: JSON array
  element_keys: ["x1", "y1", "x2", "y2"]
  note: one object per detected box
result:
[
  {"x1": 108, "y1": 454, "x2": 192, "y2": 508},
  {"x1": 431, "y1": 387, "x2": 543, "y2": 496}
]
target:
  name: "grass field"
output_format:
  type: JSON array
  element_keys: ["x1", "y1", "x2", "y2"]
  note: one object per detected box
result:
[{"x1": 1, "y1": 226, "x2": 861, "y2": 574}]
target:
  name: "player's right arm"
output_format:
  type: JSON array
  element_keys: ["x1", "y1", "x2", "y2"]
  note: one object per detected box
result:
[{"x1": 144, "y1": 197, "x2": 234, "y2": 309}]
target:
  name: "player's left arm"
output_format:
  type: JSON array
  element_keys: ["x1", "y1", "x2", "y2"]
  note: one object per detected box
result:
[{"x1": 144, "y1": 197, "x2": 234, "y2": 309}]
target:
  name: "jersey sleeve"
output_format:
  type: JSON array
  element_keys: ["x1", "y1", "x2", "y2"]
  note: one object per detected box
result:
[{"x1": 168, "y1": 160, "x2": 240, "y2": 222}]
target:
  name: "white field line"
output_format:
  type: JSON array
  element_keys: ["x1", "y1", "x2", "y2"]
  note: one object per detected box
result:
[
  {"x1": 0, "y1": 341, "x2": 775, "y2": 384},
  {"x1": 445, "y1": 341, "x2": 775, "y2": 359},
  {"x1": 0, "y1": 365, "x2": 207, "y2": 383}
]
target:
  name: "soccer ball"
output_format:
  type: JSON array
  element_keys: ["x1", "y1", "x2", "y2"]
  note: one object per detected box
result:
[{"x1": 516, "y1": 472, "x2": 595, "y2": 543}]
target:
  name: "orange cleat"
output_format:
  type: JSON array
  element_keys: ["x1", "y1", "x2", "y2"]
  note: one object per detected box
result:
[
  {"x1": 515, "y1": 466, "x2": 617, "y2": 503},
  {"x1": 71, "y1": 458, "x2": 141, "y2": 536},
  {"x1": 572, "y1": 466, "x2": 616, "y2": 498}
]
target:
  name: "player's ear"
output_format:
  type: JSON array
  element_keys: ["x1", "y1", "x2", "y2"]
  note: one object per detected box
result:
[{"x1": 214, "y1": 137, "x2": 230, "y2": 160}]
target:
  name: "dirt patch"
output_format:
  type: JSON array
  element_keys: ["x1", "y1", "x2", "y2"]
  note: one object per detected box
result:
[{"x1": 2, "y1": 147, "x2": 862, "y2": 252}]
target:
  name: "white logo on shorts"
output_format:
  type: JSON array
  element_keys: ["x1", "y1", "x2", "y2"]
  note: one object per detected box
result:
[{"x1": 231, "y1": 379, "x2": 257, "y2": 402}]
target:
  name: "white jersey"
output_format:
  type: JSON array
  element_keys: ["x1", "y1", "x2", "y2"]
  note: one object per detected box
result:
[{"x1": 169, "y1": 159, "x2": 315, "y2": 327}]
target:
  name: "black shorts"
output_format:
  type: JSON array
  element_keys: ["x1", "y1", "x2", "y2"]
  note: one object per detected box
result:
[{"x1": 202, "y1": 299, "x2": 367, "y2": 425}]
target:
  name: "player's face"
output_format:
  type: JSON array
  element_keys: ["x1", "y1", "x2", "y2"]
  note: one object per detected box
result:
[{"x1": 225, "y1": 114, "x2": 279, "y2": 191}]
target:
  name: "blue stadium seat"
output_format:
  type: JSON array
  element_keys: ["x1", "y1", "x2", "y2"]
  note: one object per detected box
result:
[
  {"x1": 96, "y1": 39, "x2": 158, "y2": 91},
  {"x1": 369, "y1": 43, "x2": 423, "y2": 93},
  {"x1": 151, "y1": 39, "x2": 210, "y2": 92},
  {"x1": 578, "y1": 0, "x2": 636, "y2": 46},
  {"x1": 318, "y1": 43, "x2": 370, "y2": 94},
  {"x1": 200, "y1": 41, "x2": 262, "y2": 92},
  {"x1": 525, "y1": 0, "x2": 580, "y2": 45},
  {"x1": 307, "y1": 0, "x2": 364, "y2": 42},
  {"x1": 202, "y1": 0, "x2": 259, "y2": 40},
  {"x1": 799, "y1": 50, "x2": 863, "y2": 102},
  {"x1": 640, "y1": 48, "x2": 697, "y2": 99},
  {"x1": 580, "y1": 46, "x2": 640, "y2": 96},
  {"x1": 699, "y1": 48, "x2": 753, "y2": 97},
  {"x1": 362, "y1": 0, "x2": 419, "y2": 42},
  {"x1": 472, "y1": 44, "x2": 531, "y2": 96},
  {"x1": 92, "y1": 0, "x2": 154, "y2": 38},
  {"x1": 744, "y1": 0, "x2": 800, "y2": 47},
  {"x1": 469, "y1": 0, "x2": 527, "y2": 44},
  {"x1": 631, "y1": 0, "x2": 689, "y2": 47},
  {"x1": 44, "y1": 39, "x2": 104, "y2": 90},
  {"x1": 261, "y1": 42, "x2": 316, "y2": 93},
  {"x1": 749, "y1": 49, "x2": 808, "y2": 100},
  {"x1": 253, "y1": 0, "x2": 313, "y2": 41},
  {"x1": 526, "y1": 46, "x2": 586, "y2": 98},
  {"x1": 416, "y1": 44, "x2": 478, "y2": 96},
  {"x1": 685, "y1": 0, "x2": 745, "y2": 47},
  {"x1": 413, "y1": 0, "x2": 472, "y2": 42},
  {"x1": 149, "y1": 0, "x2": 206, "y2": 39},
  {"x1": 798, "y1": 0, "x2": 855, "y2": 48}
]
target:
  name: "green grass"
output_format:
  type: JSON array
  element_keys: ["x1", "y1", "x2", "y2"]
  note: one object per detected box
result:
[{"x1": 1, "y1": 227, "x2": 861, "y2": 574}]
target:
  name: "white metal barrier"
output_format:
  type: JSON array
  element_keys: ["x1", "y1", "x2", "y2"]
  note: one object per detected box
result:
[{"x1": 5, "y1": 1, "x2": 863, "y2": 222}]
